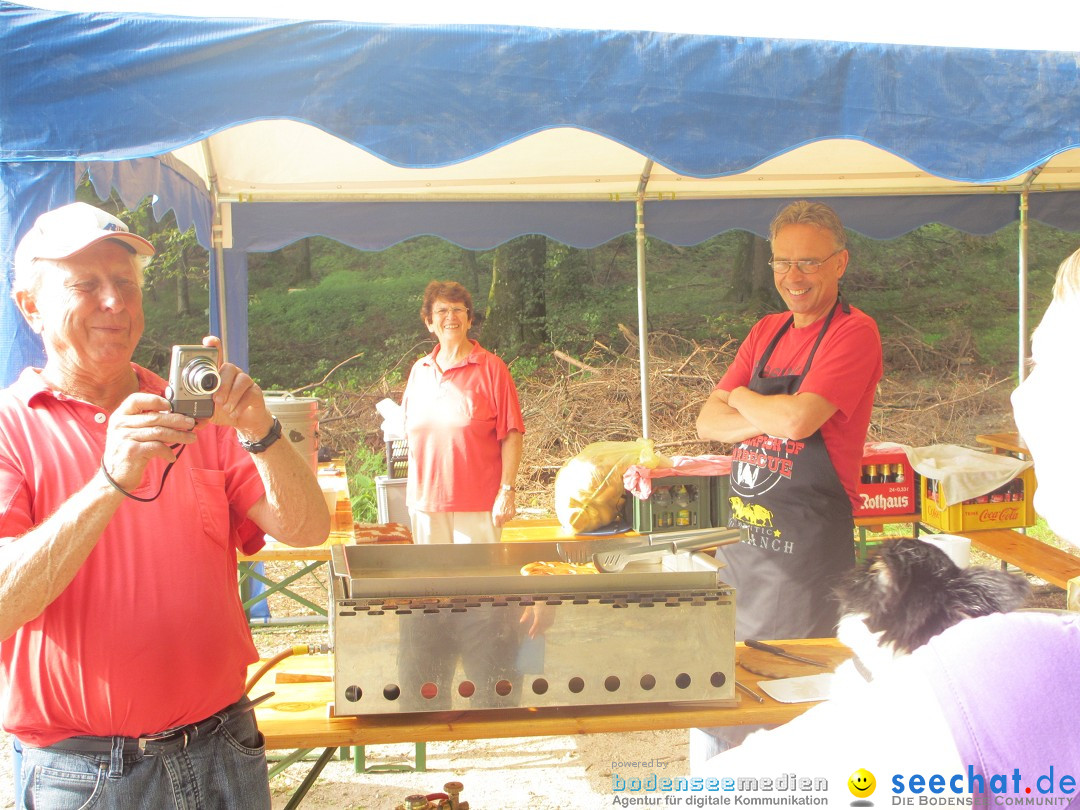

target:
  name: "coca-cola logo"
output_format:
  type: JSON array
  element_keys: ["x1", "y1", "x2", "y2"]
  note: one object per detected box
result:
[
  {"x1": 977, "y1": 507, "x2": 1021, "y2": 522},
  {"x1": 860, "y1": 493, "x2": 912, "y2": 511}
]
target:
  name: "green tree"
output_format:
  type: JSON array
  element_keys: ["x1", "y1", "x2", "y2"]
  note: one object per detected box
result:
[
  {"x1": 482, "y1": 235, "x2": 548, "y2": 355},
  {"x1": 729, "y1": 231, "x2": 772, "y2": 303}
]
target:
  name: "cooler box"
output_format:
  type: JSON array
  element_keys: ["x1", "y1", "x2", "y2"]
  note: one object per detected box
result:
[
  {"x1": 920, "y1": 467, "x2": 1037, "y2": 532},
  {"x1": 376, "y1": 475, "x2": 409, "y2": 525}
]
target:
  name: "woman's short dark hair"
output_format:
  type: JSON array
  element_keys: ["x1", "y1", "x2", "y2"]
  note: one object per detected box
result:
[{"x1": 421, "y1": 280, "x2": 473, "y2": 324}]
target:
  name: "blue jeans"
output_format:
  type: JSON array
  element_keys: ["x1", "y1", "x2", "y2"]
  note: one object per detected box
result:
[
  {"x1": 16, "y1": 703, "x2": 270, "y2": 809},
  {"x1": 13, "y1": 738, "x2": 23, "y2": 809}
]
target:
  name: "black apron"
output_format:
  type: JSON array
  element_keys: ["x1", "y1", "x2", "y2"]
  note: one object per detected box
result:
[{"x1": 718, "y1": 298, "x2": 855, "y2": 641}]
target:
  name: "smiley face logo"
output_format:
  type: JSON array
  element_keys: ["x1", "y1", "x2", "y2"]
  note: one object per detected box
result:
[{"x1": 848, "y1": 768, "x2": 876, "y2": 798}]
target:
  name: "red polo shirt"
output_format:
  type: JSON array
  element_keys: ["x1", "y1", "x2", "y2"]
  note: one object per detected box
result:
[
  {"x1": 0, "y1": 366, "x2": 267, "y2": 746},
  {"x1": 403, "y1": 340, "x2": 524, "y2": 513}
]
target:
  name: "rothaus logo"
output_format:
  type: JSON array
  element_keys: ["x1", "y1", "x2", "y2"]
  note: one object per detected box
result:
[{"x1": 859, "y1": 492, "x2": 911, "y2": 511}]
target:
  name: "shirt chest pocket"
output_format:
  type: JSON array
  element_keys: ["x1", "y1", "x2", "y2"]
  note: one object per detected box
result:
[{"x1": 188, "y1": 467, "x2": 231, "y2": 550}]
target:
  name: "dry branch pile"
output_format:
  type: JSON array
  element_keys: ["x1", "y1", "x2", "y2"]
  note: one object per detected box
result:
[{"x1": 317, "y1": 329, "x2": 1017, "y2": 515}]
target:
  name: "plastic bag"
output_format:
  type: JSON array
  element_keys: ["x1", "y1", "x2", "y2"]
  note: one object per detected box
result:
[
  {"x1": 624, "y1": 455, "x2": 732, "y2": 500},
  {"x1": 554, "y1": 439, "x2": 670, "y2": 533}
]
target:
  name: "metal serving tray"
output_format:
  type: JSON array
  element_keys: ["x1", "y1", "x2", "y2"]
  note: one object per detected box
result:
[{"x1": 329, "y1": 542, "x2": 737, "y2": 714}]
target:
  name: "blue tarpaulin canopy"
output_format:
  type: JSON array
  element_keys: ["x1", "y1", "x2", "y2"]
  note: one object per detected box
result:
[{"x1": 3, "y1": 2, "x2": 1080, "y2": 419}]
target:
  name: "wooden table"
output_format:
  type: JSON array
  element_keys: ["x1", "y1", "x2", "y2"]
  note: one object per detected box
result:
[
  {"x1": 253, "y1": 638, "x2": 850, "y2": 807},
  {"x1": 501, "y1": 517, "x2": 634, "y2": 542},
  {"x1": 975, "y1": 431, "x2": 1028, "y2": 457}
]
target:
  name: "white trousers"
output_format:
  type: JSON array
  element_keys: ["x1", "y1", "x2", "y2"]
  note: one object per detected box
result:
[{"x1": 409, "y1": 509, "x2": 501, "y2": 544}]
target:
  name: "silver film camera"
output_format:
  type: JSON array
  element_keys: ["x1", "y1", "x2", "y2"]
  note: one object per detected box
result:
[{"x1": 165, "y1": 345, "x2": 221, "y2": 419}]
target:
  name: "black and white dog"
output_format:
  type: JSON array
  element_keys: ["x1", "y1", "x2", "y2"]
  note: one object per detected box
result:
[{"x1": 832, "y1": 538, "x2": 1030, "y2": 680}]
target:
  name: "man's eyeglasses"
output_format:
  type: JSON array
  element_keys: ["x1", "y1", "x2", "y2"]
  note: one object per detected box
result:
[
  {"x1": 769, "y1": 250, "x2": 842, "y2": 275},
  {"x1": 433, "y1": 306, "x2": 469, "y2": 317}
]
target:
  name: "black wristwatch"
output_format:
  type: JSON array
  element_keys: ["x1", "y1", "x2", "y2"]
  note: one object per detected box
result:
[{"x1": 239, "y1": 417, "x2": 283, "y2": 454}]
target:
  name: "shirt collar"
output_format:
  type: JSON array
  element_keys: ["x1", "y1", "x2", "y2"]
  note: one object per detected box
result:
[
  {"x1": 421, "y1": 339, "x2": 481, "y2": 368},
  {"x1": 13, "y1": 363, "x2": 167, "y2": 408}
]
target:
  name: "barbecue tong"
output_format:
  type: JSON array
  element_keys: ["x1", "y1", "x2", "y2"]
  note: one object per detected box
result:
[{"x1": 557, "y1": 526, "x2": 741, "y2": 572}]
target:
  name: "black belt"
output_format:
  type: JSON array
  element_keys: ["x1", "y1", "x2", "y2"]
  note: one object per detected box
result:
[{"x1": 36, "y1": 692, "x2": 273, "y2": 757}]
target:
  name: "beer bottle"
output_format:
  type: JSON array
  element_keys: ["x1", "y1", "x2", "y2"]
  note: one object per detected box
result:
[
  {"x1": 893, "y1": 463, "x2": 906, "y2": 484},
  {"x1": 861, "y1": 465, "x2": 873, "y2": 485}
]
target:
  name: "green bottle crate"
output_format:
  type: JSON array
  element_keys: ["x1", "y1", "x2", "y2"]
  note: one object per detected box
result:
[
  {"x1": 711, "y1": 475, "x2": 732, "y2": 527},
  {"x1": 624, "y1": 475, "x2": 714, "y2": 533}
]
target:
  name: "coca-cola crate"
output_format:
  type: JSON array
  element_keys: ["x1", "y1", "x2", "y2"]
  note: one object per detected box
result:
[
  {"x1": 920, "y1": 467, "x2": 1037, "y2": 532},
  {"x1": 854, "y1": 449, "x2": 917, "y2": 517}
]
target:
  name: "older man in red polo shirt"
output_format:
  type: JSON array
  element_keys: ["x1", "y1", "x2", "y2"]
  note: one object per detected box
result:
[{"x1": 0, "y1": 202, "x2": 329, "y2": 808}]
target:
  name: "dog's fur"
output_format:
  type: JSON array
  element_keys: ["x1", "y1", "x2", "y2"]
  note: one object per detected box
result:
[{"x1": 834, "y1": 538, "x2": 1030, "y2": 657}]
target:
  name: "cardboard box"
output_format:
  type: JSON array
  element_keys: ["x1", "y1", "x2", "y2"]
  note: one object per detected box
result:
[
  {"x1": 854, "y1": 450, "x2": 918, "y2": 517},
  {"x1": 625, "y1": 475, "x2": 715, "y2": 533},
  {"x1": 920, "y1": 467, "x2": 1037, "y2": 532}
]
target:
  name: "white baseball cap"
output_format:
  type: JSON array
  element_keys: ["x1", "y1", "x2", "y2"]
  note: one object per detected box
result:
[{"x1": 14, "y1": 202, "x2": 155, "y2": 268}]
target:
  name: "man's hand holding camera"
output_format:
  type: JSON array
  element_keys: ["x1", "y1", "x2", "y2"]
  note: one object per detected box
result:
[
  {"x1": 101, "y1": 394, "x2": 198, "y2": 493},
  {"x1": 103, "y1": 336, "x2": 276, "y2": 494},
  {"x1": 199, "y1": 336, "x2": 277, "y2": 444}
]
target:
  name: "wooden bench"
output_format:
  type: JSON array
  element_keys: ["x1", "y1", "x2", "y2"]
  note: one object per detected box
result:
[{"x1": 951, "y1": 527, "x2": 1080, "y2": 592}]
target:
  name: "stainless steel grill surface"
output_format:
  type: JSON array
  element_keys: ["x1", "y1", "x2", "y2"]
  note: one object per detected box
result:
[{"x1": 330, "y1": 542, "x2": 736, "y2": 714}]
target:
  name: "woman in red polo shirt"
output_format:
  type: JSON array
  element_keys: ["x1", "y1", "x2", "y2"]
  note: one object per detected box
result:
[{"x1": 402, "y1": 281, "x2": 525, "y2": 544}]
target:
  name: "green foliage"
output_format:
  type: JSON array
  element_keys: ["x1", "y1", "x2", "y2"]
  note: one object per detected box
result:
[{"x1": 344, "y1": 442, "x2": 385, "y2": 524}]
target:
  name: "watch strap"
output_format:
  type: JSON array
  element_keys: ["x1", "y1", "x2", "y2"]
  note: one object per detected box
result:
[{"x1": 240, "y1": 417, "x2": 283, "y2": 454}]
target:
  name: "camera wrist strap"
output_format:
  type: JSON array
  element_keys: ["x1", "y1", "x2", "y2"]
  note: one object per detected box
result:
[{"x1": 99, "y1": 445, "x2": 187, "y2": 503}]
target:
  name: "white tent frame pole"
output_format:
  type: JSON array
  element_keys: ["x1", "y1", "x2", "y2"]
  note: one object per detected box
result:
[
  {"x1": 1015, "y1": 163, "x2": 1048, "y2": 385},
  {"x1": 635, "y1": 160, "x2": 655, "y2": 439},
  {"x1": 203, "y1": 141, "x2": 230, "y2": 364},
  {"x1": 1017, "y1": 191, "x2": 1029, "y2": 384}
]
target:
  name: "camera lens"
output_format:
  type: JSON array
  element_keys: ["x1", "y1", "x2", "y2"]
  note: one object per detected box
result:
[{"x1": 182, "y1": 358, "x2": 221, "y2": 396}]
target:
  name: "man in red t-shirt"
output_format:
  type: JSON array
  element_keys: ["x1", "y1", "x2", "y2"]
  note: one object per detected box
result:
[
  {"x1": 1, "y1": 203, "x2": 330, "y2": 808},
  {"x1": 693, "y1": 201, "x2": 881, "y2": 764},
  {"x1": 697, "y1": 200, "x2": 882, "y2": 642}
]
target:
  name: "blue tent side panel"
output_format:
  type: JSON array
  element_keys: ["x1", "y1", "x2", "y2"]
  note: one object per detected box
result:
[
  {"x1": 0, "y1": 162, "x2": 75, "y2": 385},
  {"x1": 228, "y1": 200, "x2": 637, "y2": 253}
]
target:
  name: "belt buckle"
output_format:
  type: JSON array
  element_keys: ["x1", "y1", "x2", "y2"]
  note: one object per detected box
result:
[{"x1": 138, "y1": 726, "x2": 188, "y2": 754}]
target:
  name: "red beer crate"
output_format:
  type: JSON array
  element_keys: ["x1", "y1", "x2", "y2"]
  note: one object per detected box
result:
[
  {"x1": 854, "y1": 448, "x2": 918, "y2": 518},
  {"x1": 920, "y1": 467, "x2": 1037, "y2": 532}
]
